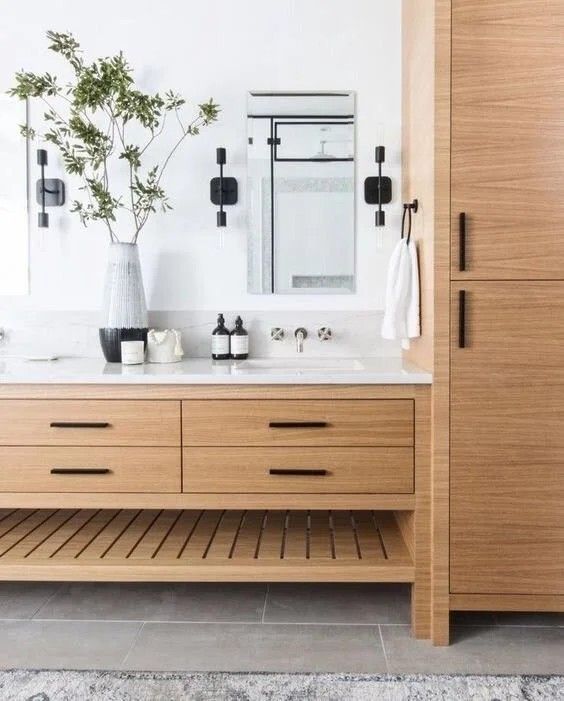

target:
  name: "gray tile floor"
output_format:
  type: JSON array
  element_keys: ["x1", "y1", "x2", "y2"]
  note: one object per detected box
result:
[{"x1": 0, "y1": 583, "x2": 561, "y2": 674}]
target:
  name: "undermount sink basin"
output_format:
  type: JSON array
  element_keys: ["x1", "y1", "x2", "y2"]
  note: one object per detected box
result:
[{"x1": 232, "y1": 358, "x2": 365, "y2": 373}]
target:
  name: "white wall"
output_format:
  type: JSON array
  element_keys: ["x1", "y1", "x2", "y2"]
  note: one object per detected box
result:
[{"x1": 0, "y1": 0, "x2": 402, "y2": 316}]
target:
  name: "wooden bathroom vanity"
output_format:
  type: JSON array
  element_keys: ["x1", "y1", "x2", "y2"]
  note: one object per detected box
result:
[{"x1": 0, "y1": 359, "x2": 433, "y2": 639}]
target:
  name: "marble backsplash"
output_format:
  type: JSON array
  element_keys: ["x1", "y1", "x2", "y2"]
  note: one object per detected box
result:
[{"x1": 0, "y1": 310, "x2": 399, "y2": 360}]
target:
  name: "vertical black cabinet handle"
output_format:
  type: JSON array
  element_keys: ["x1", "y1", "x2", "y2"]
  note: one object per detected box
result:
[
  {"x1": 459, "y1": 212, "x2": 466, "y2": 271},
  {"x1": 459, "y1": 290, "x2": 467, "y2": 348}
]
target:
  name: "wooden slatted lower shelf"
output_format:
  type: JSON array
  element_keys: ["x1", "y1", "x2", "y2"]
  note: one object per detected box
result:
[{"x1": 0, "y1": 509, "x2": 414, "y2": 582}]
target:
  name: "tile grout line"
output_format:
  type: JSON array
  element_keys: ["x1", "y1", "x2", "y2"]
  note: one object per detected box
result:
[
  {"x1": 378, "y1": 625, "x2": 390, "y2": 674},
  {"x1": 0, "y1": 618, "x2": 415, "y2": 627},
  {"x1": 30, "y1": 585, "x2": 65, "y2": 620},
  {"x1": 261, "y1": 584, "x2": 269, "y2": 624},
  {"x1": 119, "y1": 621, "x2": 146, "y2": 671},
  {"x1": 3, "y1": 614, "x2": 561, "y2": 629}
]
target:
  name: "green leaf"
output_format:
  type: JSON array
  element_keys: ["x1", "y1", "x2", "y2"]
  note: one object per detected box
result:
[
  {"x1": 19, "y1": 124, "x2": 36, "y2": 139},
  {"x1": 11, "y1": 30, "x2": 221, "y2": 237}
]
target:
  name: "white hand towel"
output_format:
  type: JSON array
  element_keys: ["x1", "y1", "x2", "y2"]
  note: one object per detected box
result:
[{"x1": 381, "y1": 238, "x2": 421, "y2": 350}]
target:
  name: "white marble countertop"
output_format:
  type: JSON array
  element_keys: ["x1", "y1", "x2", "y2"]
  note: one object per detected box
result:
[{"x1": 0, "y1": 356, "x2": 432, "y2": 385}]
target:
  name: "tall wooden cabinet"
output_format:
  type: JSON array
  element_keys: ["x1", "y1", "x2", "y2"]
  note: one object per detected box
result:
[
  {"x1": 448, "y1": 0, "x2": 564, "y2": 637},
  {"x1": 403, "y1": 0, "x2": 564, "y2": 643}
]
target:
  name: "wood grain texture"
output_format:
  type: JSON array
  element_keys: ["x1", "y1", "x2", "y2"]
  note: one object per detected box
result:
[
  {"x1": 0, "y1": 400, "x2": 180, "y2": 446},
  {"x1": 450, "y1": 593, "x2": 564, "y2": 612},
  {"x1": 0, "y1": 447, "x2": 181, "y2": 493},
  {"x1": 451, "y1": 0, "x2": 564, "y2": 279},
  {"x1": 402, "y1": 0, "x2": 435, "y2": 372},
  {"x1": 450, "y1": 282, "x2": 564, "y2": 595},
  {"x1": 0, "y1": 382, "x2": 430, "y2": 638},
  {"x1": 182, "y1": 447, "x2": 414, "y2": 494},
  {"x1": 183, "y1": 400, "x2": 414, "y2": 447},
  {"x1": 412, "y1": 387, "x2": 432, "y2": 637},
  {"x1": 0, "y1": 509, "x2": 414, "y2": 583},
  {"x1": 0, "y1": 492, "x2": 416, "y2": 511},
  {"x1": 0, "y1": 385, "x2": 423, "y2": 400},
  {"x1": 431, "y1": 0, "x2": 452, "y2": 646}
]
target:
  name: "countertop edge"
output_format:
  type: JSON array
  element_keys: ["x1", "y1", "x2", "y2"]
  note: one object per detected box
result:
[
  {"x1": 0, "y1": 375, "x2": 432, "y2": 385},
  {"x1": 0, "y1": 358, "x2": 433, "y2": 386}
]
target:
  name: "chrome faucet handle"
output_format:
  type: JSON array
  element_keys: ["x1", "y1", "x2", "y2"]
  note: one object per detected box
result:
[
  {"x1": 270, "y1": 327, "x2": 285, "y2": 341},
  {"x1": 294, "y1": 327, "x2": 307, "y2": 353},
  {"x1": 317, "y1": 326, "x2": 332, "y2": 341}
]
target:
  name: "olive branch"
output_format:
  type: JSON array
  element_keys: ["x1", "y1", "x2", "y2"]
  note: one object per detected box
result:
[{"x1": 9, "y1": 31, "x2": 220, "y2": 243}]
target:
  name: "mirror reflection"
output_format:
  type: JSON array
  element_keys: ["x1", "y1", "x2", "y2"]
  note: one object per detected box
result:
[{"x1": 247, "y1": 92, "x2": 355, "y2": 295}]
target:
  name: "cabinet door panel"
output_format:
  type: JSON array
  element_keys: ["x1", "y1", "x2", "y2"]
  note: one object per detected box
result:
[
  {"x1": 451, "y1": 1, "x2": 564, "y2": 279},
  {"x1": 450, "y1": 282, "x2": 564, "y2": 594}
]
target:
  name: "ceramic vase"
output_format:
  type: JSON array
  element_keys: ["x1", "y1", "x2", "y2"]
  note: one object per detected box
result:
[{"x1": 99, "y1": 242, "x2": 148, "y2": 362}]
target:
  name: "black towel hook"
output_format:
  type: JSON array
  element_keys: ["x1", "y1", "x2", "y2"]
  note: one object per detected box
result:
[{"x1": 401, "y1": 199, "x2": 418, "y2": 245}]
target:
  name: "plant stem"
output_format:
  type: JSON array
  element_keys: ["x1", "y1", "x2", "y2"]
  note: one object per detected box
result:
[
  {"x1": 16, "y1": 34, "x2": 218, "y2": 243},
  {"x1": 108, "y1": 105, "x2": 139, "y2": 241}
]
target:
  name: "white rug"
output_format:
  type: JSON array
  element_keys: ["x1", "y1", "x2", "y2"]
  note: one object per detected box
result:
[{"x1": 0, "y1": 670, "x2": 562, "y2": 700}]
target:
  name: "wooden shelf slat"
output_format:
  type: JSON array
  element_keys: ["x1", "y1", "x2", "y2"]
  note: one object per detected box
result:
[
  {"x1": 230, "y1": 510, "x2": 265, "y2": 560},
  {"x1": 309, "y1": 510, "x2": 333, "y2": 560},
  {"x1": 259, "y1": 510, "x2": 286, "y2": 559},
  {"x1": 204, "y1": 510, "x2": 245, "y2": 560},
  {"x1": 25, "y1": 509, "x2": 98, "y2": 560},
  {"x1": 0, "y1": 509, "x2": 415, "y2": 582},
  {"x1": 5, "y1": 509, "x2": 79, "y2": 559},
  {"x1": 153, "y1": 510, "x2": 202, "y2": 560},
  {"x1": 179, "y1": 510, "x2": 223, "y2": 560},
  {"x1": 55, "y1": 509, "x2": 120, "y2": 560}
]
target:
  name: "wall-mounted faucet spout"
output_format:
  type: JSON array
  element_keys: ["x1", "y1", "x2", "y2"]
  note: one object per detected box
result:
[{"x1": 294, "y1": 327, "x2": 307, "y2": 353}]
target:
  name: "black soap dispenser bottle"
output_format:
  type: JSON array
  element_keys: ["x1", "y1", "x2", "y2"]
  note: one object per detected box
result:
[
  {"x1": 211, "y1": 313, "x2": 231, "y2": 360},
  {"x1": 230, "y1": 316, "x2": 249, "y2": 360}
]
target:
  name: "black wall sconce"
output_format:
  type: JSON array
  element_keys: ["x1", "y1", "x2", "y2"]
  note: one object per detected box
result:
[
  {"x1": 36, "y1": 149, "x2": 65, "y2": 228},
  {"x1": 364, "y1": 145, "x2": 392, "y2": 227},
  {"x1": 210, "y1": 147, "x2": 238, "y2": 227}
]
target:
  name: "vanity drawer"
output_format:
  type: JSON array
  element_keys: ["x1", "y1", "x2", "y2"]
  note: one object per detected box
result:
[
  {"x1": 183, "y1": 447, "x2": 414, "y2": 493},
  {"x1": 0, "y1": 447, "x2": 181, "y2": 492},
  {"x1": 182, "y1": 400, "x2": 414, "y2": 447},
  {"x1": 0, "y1": 400, "x2": 181, "y2": 446}
]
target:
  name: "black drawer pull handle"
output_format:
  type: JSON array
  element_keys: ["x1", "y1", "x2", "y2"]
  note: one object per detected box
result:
[
  {"x1": 268, "y1": 421, "x2": 328, "y2": 429},
  {"x1": 459, "y1": 290, "x2": 466, "y2": 349},
  {"x1": 50, "y1": 422, "x2": 110, "y2": 429},
  {"x1": 50, "y1": 468, "x2": 112, "y2": 475},
  {"x1": 269, "y1": 468, "x2": 328, "y2": 476},
  {"x1": 459, "y1": 212, "x2": 466, "y2": 271}
]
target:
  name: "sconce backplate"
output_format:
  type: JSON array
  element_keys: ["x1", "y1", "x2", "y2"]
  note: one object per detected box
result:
[
  {"x1": 210, "y1": 177, "x2": 238, "y2": 206},
  {"x1": 363, "y1": 176, "x2": 392, "y2": 205},
  {"x1": 36, "y1": 179, "x2": 66, "y2": 207}
]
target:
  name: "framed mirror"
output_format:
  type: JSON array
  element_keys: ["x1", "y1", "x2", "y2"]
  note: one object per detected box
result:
[
  {"x1": 247, "y1": 92, "x2": 355, "y2": 295},
  {"x1": 0, "y1": 96, "x2": 29, "y2": 296}
]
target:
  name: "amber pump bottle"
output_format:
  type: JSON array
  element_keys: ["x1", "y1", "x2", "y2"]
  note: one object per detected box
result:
[
  {"x1": 211, "y1": 313, "x2": 230, "y2": 360},
  {"x1": 230, "y1": 316, "x2": 249, "y2": 360}
]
